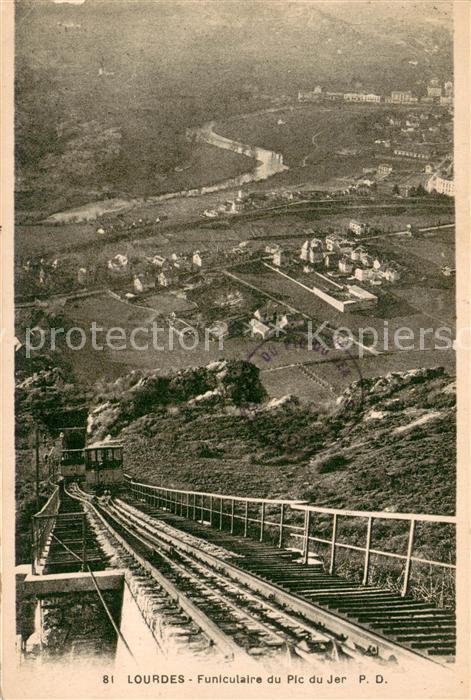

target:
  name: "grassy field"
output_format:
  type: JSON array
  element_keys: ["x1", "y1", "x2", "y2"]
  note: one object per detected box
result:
[
  {"x1": 64, "y1": 292, "x2": 157, "y2": 327},
  {"x1": 381, "y1": 228, "x2": 455, "y2": 268}
]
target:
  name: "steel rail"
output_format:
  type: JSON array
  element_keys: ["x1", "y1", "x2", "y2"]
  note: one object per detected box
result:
[
  {"x1": 104, "y1": 500, "x2": 339, "y2": 661},
  {"x1": 106, "y1": 496, "x2": 450, "y2": 668},
  {"x1": 66, "y1": 485, "x2": 243, "y2": 661}
]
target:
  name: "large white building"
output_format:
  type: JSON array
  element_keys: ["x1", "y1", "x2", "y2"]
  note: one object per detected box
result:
[
  {"x1": 426, "y1": 174, "x2": 454, "y2": 197},
  {"x1": 344, "y1": 92, "x2": 381, "y2": 103}
]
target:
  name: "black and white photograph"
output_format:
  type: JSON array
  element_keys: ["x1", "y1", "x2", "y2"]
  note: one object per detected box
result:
[{"x1": 2, "y1": 0, "x2": 470, "y2": 697}]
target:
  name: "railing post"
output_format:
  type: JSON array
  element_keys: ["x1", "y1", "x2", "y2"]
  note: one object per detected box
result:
[
  {"x1": 260, "y1": 502, "x2": 265, "y2": 542},
  {"x1": 329, "y1": 513, "x2": 338, "y2": 575},
  {"x1": 192, "y1": 493, "x2": 196, "y2": 520},
  {"x1": 244, "y1": 501, "x2": 248, "y2": 537},
  {"x1": 303, "y1": 509, "x2": 311, "y2": 565},
  {"x1": 186, "y1": 493, "x2": 190, "y2": 518},
  {"x1": 81, "y1": 513, "x2": 87, "y2": 572},
  {"x1": 402, "y1": 518, "x2": 416, "y2": 597},
  {"x1": 200, "y1": 495, "x2": 204, "y2": 523},
  {"x1": 278, "y1": 503, "x2": 285, "y2": 548},
  {"x1": 230, "y1": 499, "x2": 235, "y2": 534},
  {"x1": 219, "y1": 498, "x2": 223, "y2": 530},
  {"x1": 363, "y1": 516, "x2": 373, "y2": 585},
  {"x1": 209, "y1": 496, "x2": 213, "y2": 527},
  {"x1": 31, "y1": 519, "x2": 36, "y2": 576}
]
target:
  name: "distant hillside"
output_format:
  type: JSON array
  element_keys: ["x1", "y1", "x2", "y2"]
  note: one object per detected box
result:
[
  {"x1": 15, "y1": 0, "x2": 452, "y2": 215},
  {"x1": 88, "y1": 362, "x2": 455, "y2": 517}
]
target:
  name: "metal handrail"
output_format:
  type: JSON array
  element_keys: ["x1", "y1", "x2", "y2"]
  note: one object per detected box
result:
[
  {"x1": 291, "y1": 503, "x2": 456, "y2": 524},
  {"x1": 128, "y1": 477, "x2": 307, "y2": 506},
  {"x1": 124, "y1": 475, "x2": 456, "y2": 597},
  {"x1": 31, "y1": 486, "x2": 61, "y2": 574}
]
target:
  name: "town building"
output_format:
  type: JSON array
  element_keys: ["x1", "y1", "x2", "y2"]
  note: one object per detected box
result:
[
  {"x1": 381, "y1": 266, "x2": 401, "y2": 283},
  {"x1": 192, "y1": 251, "x2": 203, "y2": 268},
  {"x1": 325, "y1": 234, "x2": 343, "y2": 252},
  {"x1": 324, "y1": 252, "x2": 339, "y2": 268},
  {"x1": 377, "y1": 163, "x2": 393, "y2": 178},
  {"x1": 325, "y1": 92, "x2": 344, "y2": 101},
  {"x1": 373, "y1": 257, "x2": 382, "y2": 271},
  {"x1": 158, "y1": 270, "x2": 178, "y2": 287},
  {"x1": 387, "y1": 91, "x2": 417, "y2": 104},
  {"x1": 351, "y1": 245, "x2": 367, "y2": 262},
  {"x1": 254, "y1": 302, "x2": 289, "y2": 332},
  {"x1": 150, "y1": 255, "x2": 166, "y2": 267},
  {"x1": 427, "y1": 86, "x2": 442, "y2": 98},
  {"x1": 338, "y1": 257, "x2": 353, "y2": 274},
  {"x1": 133, "y1": 275, "x2": 144, "y2": 294},
  {"x1": 298, "y1": 87, "x2": 323, "y2": 102},
  {"x1": 344, "y1": 92, "x2": 381, "y2": 103},
  {"x1": 354, "y1": 268, "x2": 375, "y2": 282},
  {"x1": 300, "y1": 238, "x2": 323, "y2": 264},
  {"x1": 393, "y1": 147, "x2": 432, "y2": 160},
  {"x1": 249, "y1": 318, "x2": 273, "y2": 340},
  {"x1": 426, "y1": 174, "x2": 454, "y2": 196},
  {"x1": 107, "y1": 254, "x2": 128, "y2": 272},
  {"x1": 349, "y1": 220, "x2": 369, "y2": 236},
  {"x1": 272, "y1": 248, "x2": 283, "y2": 267},
  {"x1": 359, "y1": 251, "x2": 374, "y2": 267}
]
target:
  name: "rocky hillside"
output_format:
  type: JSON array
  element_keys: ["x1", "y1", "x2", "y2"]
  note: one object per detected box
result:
[{"x1": 89, "y1": 362, "x2": 455, "y2": 517}]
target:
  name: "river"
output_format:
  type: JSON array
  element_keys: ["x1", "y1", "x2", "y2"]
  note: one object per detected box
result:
[{"x1": 44, "y1": 122, "x2": 288, "y2": 224}]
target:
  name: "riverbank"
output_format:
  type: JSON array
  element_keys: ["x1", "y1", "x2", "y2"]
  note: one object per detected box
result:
[{"x1": 40, "y1": 122, "x2": 287, "y2": 225}]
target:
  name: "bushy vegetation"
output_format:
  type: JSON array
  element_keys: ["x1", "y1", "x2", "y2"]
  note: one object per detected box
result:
[{"x1": 16, "y1": 0, "x2": 451, "y2": 216}]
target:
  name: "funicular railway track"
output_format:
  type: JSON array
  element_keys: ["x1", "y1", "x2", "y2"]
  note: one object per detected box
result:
[{"x1": 66, "y1": 483, "x2": 455, "y2": 669}]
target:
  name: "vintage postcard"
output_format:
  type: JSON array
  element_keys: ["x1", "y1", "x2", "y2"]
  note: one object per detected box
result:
[{"x1": 1, "y1": 1, "x2": 470, "y2": 698}]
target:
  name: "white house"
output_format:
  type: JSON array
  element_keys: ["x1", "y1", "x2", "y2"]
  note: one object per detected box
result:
[
  {"x1": 249, "y1": 318, "x2": 274, "y2": 340},
  {"x1": 192, "y1": 251, "x2": 203, "y2": 268},
  {"x1": 325, "y1": 234, "x2": 344, "y2": 252},
  {"x1": 272, "y1": 248, "x2": 283, "y2": 267},
  {"x1": 373, "y1": 257, "x2": 383, "y2": 271},
  {"x1": 133, "y1": 276, "x2": 144, "y2": 294},
  {"x1": 150, "y1": 255, "x2": 166, "y2": 267},
  {"x1": 349, "y1": 220, "x2": 369, "y2": 236},
  {"x1": 158, "y1": 270, "x2": 175, "y2": 287},
  {"x1": 77, "y1": 268, "x2": 87, "y2": 285},
  {"x1": 360, "y1": 251, "x2": 374, "y2": 267},
  {"x1": 107, "y1": 254, "x2": 128, "y2": 271},
  {"x1": 354, "y1": 267, "x2": 375, "y2": 282},
  {"x1": 382, "y1": 267, "x2": 401, "y2": 282},
  {"x1": 351, "y1": 246, "x2": 367, "y2": 262}
]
